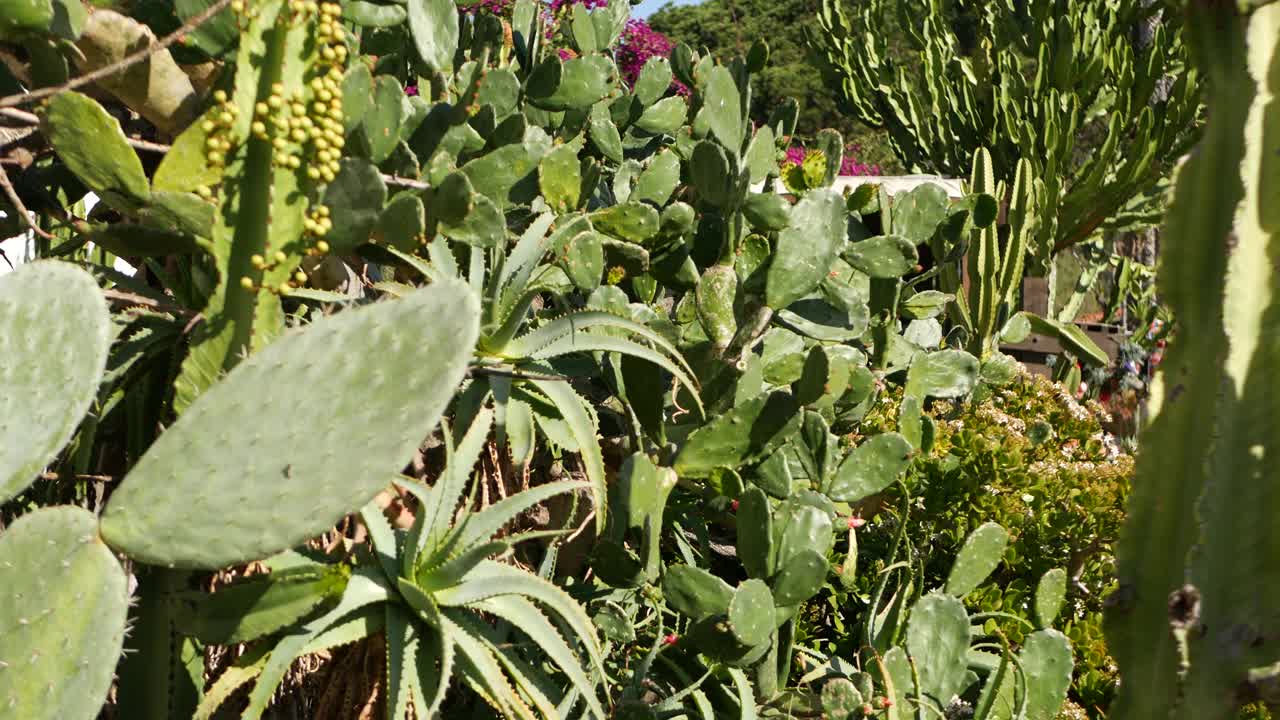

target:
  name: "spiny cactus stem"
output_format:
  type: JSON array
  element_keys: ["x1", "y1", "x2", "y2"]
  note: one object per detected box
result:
[{"x1": 223, "y1": 18, "x2": 291, "y2": 371}]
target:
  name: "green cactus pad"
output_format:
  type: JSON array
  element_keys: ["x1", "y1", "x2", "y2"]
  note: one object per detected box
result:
[
  {"x1": 771, "y1": 548, "x2": 826, "y2": 606},
  {"x1": 702, "y1": 65, "x2": 743, "y2": 150},
  {"x1": 323, "y1": 158, "x2": 388, "y2": 253},
  {"x1": 1019, "y1": 630, "x2": 1073, "y2": 720},
  {"x1": 695, "y1": 265, "x2": 738, "y2": 348},
  {"x1": 826, "y1": 433, "x2": 913, "y2": 503},
  {"x1": 892, "y1": 184, "x2": 950, "y2": 244},
  {"x1": 944, "y1": 522, "x2": 1008, "y2": 597},
  {"x1": 0, "y1": 506, "x2": 128, "y2": 720},
  {"x1": 774, "y1": 500, "x2": 834, "y2": 568},
  {"x1": 664, "y1": 565, "x2": 734, "y2": 620},
  {"x1": 728, "y1": 579, "x2": 774, "y2": 647},
  {"x1": 767, "y1": 189, "x2": 846, "y2": 309},
  {"x1": 744, "y1": 126, "x2": 780, "y2": 183},
  {"x1": 0, "y1": 261, "x2": 111, "y2": 503},
  {"x1": 737, "y1": 486, "x2": 773, "y2": 578},
  {"x1": 461, "y1": 138, "x2": 546, "y2": 209},
  {"x1": 539, "y1": 143, "x2": 583, "y2": 213},
  {"x1": 635, "y1": 96, "x2": 689, "y2": 135},
  {"x1": 792, "y1": 345, "x2": 830, "y2": 406},
  {"x1": 843, "y1": 235, "x2": 919, "y2": 279},
  {"x1": 633, "y1": 150, "x2": 681, "y2": 207},
  {"x1": 588, "y1": 103, "x2": 624, "y2": 163},
  {"x1": 690, "y1": 140, "x2": 733, "y2": 208},
  {"x1": 101, "y1": 279, "x2": 480, "y2": 569},
  {"x1": 905, "y1": 593, "x2": 970, "y2": 709},
  {"x1": 905, "y1": 348, "x2": 979, "y2": 399},
  {"x1": 1034, "y1": 568, "x2": 1068, "y2": 629},
  {"x1": 529, "y1": 56, "x2": 618, "y2": 111},
  {"x1": 407, "y1": 0, "x2": 459, "y2": 72},
  {"x1": 821, "y1": 677, "x2": 865, "y2": 719},
  {"x1": 901, "y1": 290, "x2": 954, "y2": 320},
  {"x1": 591, "y1": 201, "x2": 660, "y2": 244},
  {"x1": 375, "y1": 194, "x2": 427, "y2": 252},
  {"x1": 633, "y1": 57, "x2": 673, "y2": 106},
  {"x1": 558, "y1": 230, "x2": 605, "y2": 291},
  {"x1": 41, "y1": 91, "x2": 150, "y2": 204},
  {"x1": 674, "y1": 391, "x2": 801, "y2": 478},
  {"x1": 743, "y1": 192, "x2": 791, "y2": 232}
]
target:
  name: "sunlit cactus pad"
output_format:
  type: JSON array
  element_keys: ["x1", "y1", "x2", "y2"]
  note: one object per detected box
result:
[{"x1": 0, "y1": 507, "x2": 128, "y2": 720}]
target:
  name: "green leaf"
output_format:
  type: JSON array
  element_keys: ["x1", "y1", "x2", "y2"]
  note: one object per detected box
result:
[
  {"x1": 366, "y1": 75, "x2": 405, "y2": 163},
  {"x1": 539, "y1": 143, "x2": 582, "y2": 212},
  {"x1": 635, "y1": 95, "x2": 688, "y2": 135},
  {"x1": 41, "y1": 91, "x2": 150, "y2": 203},
  {"x1": 1023, "y1": 312, "x2": 1110, "y2": 366},
  {"x1": 904, "y1": 349, "x2": 980, "y2": 399},
  {"x1": 664, "y1": 565, "x2": 735, "y2": 620},
  {"x1": 407, "y1": 0, "x2": 459, "y2": 72},
  {"x1": 152, "y1": 107, "x2": 221, "y2": 193},
  {"x1": 0, "y1": 0, "x2": 53, "y2": 38},
  {"x1": 826, "y1": 433, "x2": 912, "y2": 503},
  {"x1": 767, "y1": 189, "x2": 846, "y2": 309},
  {"x1": 728, "y1": 579, "x2": 775, "y2": 647},
  {"x1": 174, "y1": 564, "x2": 349, "y2": 644},
  {"x1": 1020, "y1": 630, "x2": 1073, "y2": 720},
  {"x1": 905, "y1": 593, "x2": 970, "y2": 709},
  {"x1": 323, "y1": 157, "x2": 388, "y2": 253},
  {"x1": 100, "y1": 280, "x2": 480, "y2": 569},
  {"x1": 1034, "y1": 569, "x2": 1068, "y2": 629},
  {"x1": 674, "y1": 391, "x2": 802, "y2": 478},
  {"x1": 633, "y1": 56, "x2": 673, "y2": 105},
  {"x1": 944, "y1": 522, "x2": 1008, "y2": 597},
  {"x1": 529, "y1": 56, "x2": 618, "y2": 111},
  {"x1": 343, "y1": 0, "x2": 407, "y2": 26},
  {"x1": 633, "y1": 149, "x2": 681, "y2": 207},
  {"x1": 0, "y1": 507, "x2": 128, "y2": 720},
  {"x1": 843, "y1": 235, "x2": 918, "y2": 279},
  {"x1": 0, "y1": 262, "x2": 111, "y2": 503},
  {"x1": 702, "y1": 65, "x2": 743, "y2": 151}
]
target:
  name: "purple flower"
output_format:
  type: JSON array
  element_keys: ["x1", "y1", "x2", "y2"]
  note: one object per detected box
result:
[
  {"x1": 404, "y1": 85, "x2": 419, "y2": 96},
  {"x1": 459, "y1": 0, "x2": 515, "y2": 16}
]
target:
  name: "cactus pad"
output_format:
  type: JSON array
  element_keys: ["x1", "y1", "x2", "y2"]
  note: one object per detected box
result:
[
  {"x1": 0, "y1": 507, "x2": 129, "y2": 720},
  {"x1": 944, "y1": 522, "x2": 1008, "y2": 597},
  {"x1": 100, "y1": 279, "x2": 480, "y2": 569},
  {"x1": 0, "y1": 261, "x2": 111, "y2": 503}
]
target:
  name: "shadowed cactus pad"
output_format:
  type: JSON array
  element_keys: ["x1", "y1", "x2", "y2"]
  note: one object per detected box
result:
[
  {"x1": 0, "y1": 261, "x2": 111, "y2": 503},
  {"x1": 100, "y1": 279, "x2": 480, "y2": 569},
  {"x1": 0, "y1": 507, "x2": 128, "y2": 720}
]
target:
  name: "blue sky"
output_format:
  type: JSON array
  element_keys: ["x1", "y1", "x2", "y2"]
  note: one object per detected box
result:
[{"x1": 632, "y1": 0, "x2": 700, "y2": 19}]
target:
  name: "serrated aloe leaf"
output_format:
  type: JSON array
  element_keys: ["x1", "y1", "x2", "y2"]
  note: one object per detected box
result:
[
  {"x1": 102, "y1": 280, "x2": 479, "y2": 569},
  {"x1": 1020, "y1": 630, "x2": 1073, "y2": 720},
  {"x1": 0, "y1": 507, "x2": 128, "y2": 720},
  {"x1": 906, "y1": 593, "x2": 970, "y2": 710},
  {"x1": 174, "y1": 564, "x2": 349, "y2": 644},
  {"x1": 0, "y1": 262, "x2": 111, "y2": 503},
  {"x1": 42, "y1": 91, "x2": 150, "y2": 204},
  {"x1": 664, "y1": 565, "x2": 735, "y2": 620},
  {"x1": 524, "y1": 370, "x2": 608, "y2": 533},
  {"x1": 1035, "y1": 568, "x2": 1068, "y2": 629},
  {"x1": 944, "y1": 522, "x2": 1008, "y2": 597},
  {"x1": 767, "y1": 189, "x2": 846, "y2": 309},
  {"x1": 408, "y1": 0, "x2": 459, "y2": 72},
  {"x1": 474, "y1": 594, "x2": 606, "y2": 719},
  {"x1": 529, "y1": 55, "x2": 618, "y2": 111},
  {"x1": 674, "y1": 391, "x2": 802, "y2": 478},
  {"x1": 826, "y1": 433, "x2": 912, "y2": 503},
  {"x1": 1023, "y1": 312, "x2": 1110, "y2": 366}
]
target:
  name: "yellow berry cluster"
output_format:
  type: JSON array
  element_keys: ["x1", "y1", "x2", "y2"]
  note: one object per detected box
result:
[
  {"x1": 241, "y1": 250, "x2": 310, "y2": 295},
  {"x1": 303, "y1": 204, "x2": 332, "y2": 252},
  {"x1": 198, "y1": 89, "x2": 240, "y2": 176}
]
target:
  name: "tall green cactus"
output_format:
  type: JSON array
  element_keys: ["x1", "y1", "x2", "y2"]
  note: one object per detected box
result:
[
  {"x1": 174, "y1": 0, "x2": 344, "y2": 412},
  {"x1": 811, "y1": 0, "x2": 1203, "y2": 258},
  {"x1": 1104, "y1": 3, "x2": 1279, "y2": 718}
]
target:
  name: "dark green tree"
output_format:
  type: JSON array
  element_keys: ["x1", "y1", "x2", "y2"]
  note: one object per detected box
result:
[{"x1": 647, "y1": 0, "x2": 901, "y2": 170}]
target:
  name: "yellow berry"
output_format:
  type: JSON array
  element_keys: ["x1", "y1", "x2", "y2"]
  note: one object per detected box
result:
[
  {"x1": 206, "y1": 150, "x2": 221, "y2": 163},
  {"x1": 292, "y1": 102, "x2": 307, "y2": 116},
  {"x1": 288, "y1": 155, "x2": 301, "y2": 169},
  {"x1": 250, "y1": 254, "x2": 266, "y2": 268},
  {"x1": 255, "y1": 101, "x2": 269, "y2": 116},
  {"x1": 291, "y1": 129, "x2": 307, "y2": 142},
  {"x1": 195, "y1": 185, "x2": 212, "y2": 200},
  {"x1": 218, "y1": 111, "x2": 233, "y2": 125},
  {"x1": 294, "y1": 271, "x2": 308, "y2": 284},
  {"x1": 271, "y1": 82, "x2": 284, "y2": 95},
  {"x1": 268, "y1": 95, "x2": 284, "y2": 110},
  {"x1": 252, "y1": 121, "x2": 267, "y2": 136},
  {"x1": 213, "y1": 90, "x2": 228, "y2": 103},
  {"x1": 239, "y1": 276, "x2": 254, "y2": 290},
  {"x1": 321, "y1": 47, "x2": 336, "y2": 61},
  {"x1": 317, "y1": 205, "x2": 330, "y2": 217},
  {"x1": 278, "y1": 283, "x2": 293, "y2": 296},
  {"x1": 315, "y1": 240, "x2": 331, "y2": 253},
  {"x1": 307, "y1": 166, "x2": 321, "y2": 180},
  {"x1": 201, "y1": 120, "x2": 216, "y2": 133}
]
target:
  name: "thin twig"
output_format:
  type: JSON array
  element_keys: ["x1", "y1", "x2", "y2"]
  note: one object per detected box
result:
[
  {"x1": 1, "y1": 106, "x2": 172, "y2": 154},
  {"x1": 0, "y1": 161, "x2": 53, "y2": 240},
  {"x1": 39, "y1": 471, "x2": 117, "y2": 484},
  {"x1": 0, "y1": 0, "x2": 235, "y2": 110},
  {"x1": 383, "y1": 174, "x2": 431, "y2": 190},
  {"x1": 102, "y1": 287, "x2": 196, "y2": 318}
]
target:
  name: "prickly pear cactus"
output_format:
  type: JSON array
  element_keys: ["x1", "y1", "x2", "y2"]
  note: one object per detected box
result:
[
  {"x1": 100, "y1": 279, "x2": 480, "y2": 568},
  {"x1": 0, "y1": 507, "x2": 129, "y2": 720},
  {"x1": 0, "y1": 261, "x2": 111, "y2": 503}
]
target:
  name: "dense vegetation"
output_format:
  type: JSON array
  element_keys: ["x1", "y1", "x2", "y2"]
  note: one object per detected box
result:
[{"x1": 0, "y1": 1, "x2": 1275, "y2": 720}]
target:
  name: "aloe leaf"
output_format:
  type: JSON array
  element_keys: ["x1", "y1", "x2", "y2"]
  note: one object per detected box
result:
[
  {"x1": 523, "y1": 372, "x2": 607, "y2": 533},
  {"x1": 440, "y1": 611, "x2": 536, "y2": 720}
]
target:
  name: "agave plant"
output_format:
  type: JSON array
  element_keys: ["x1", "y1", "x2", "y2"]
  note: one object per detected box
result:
[
  {"x1": 383, "y1": 210, "x2": 703, "y2": 533},
  {"x1": 192, "y1": 406, "x2": 607, "y2": 719}
]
